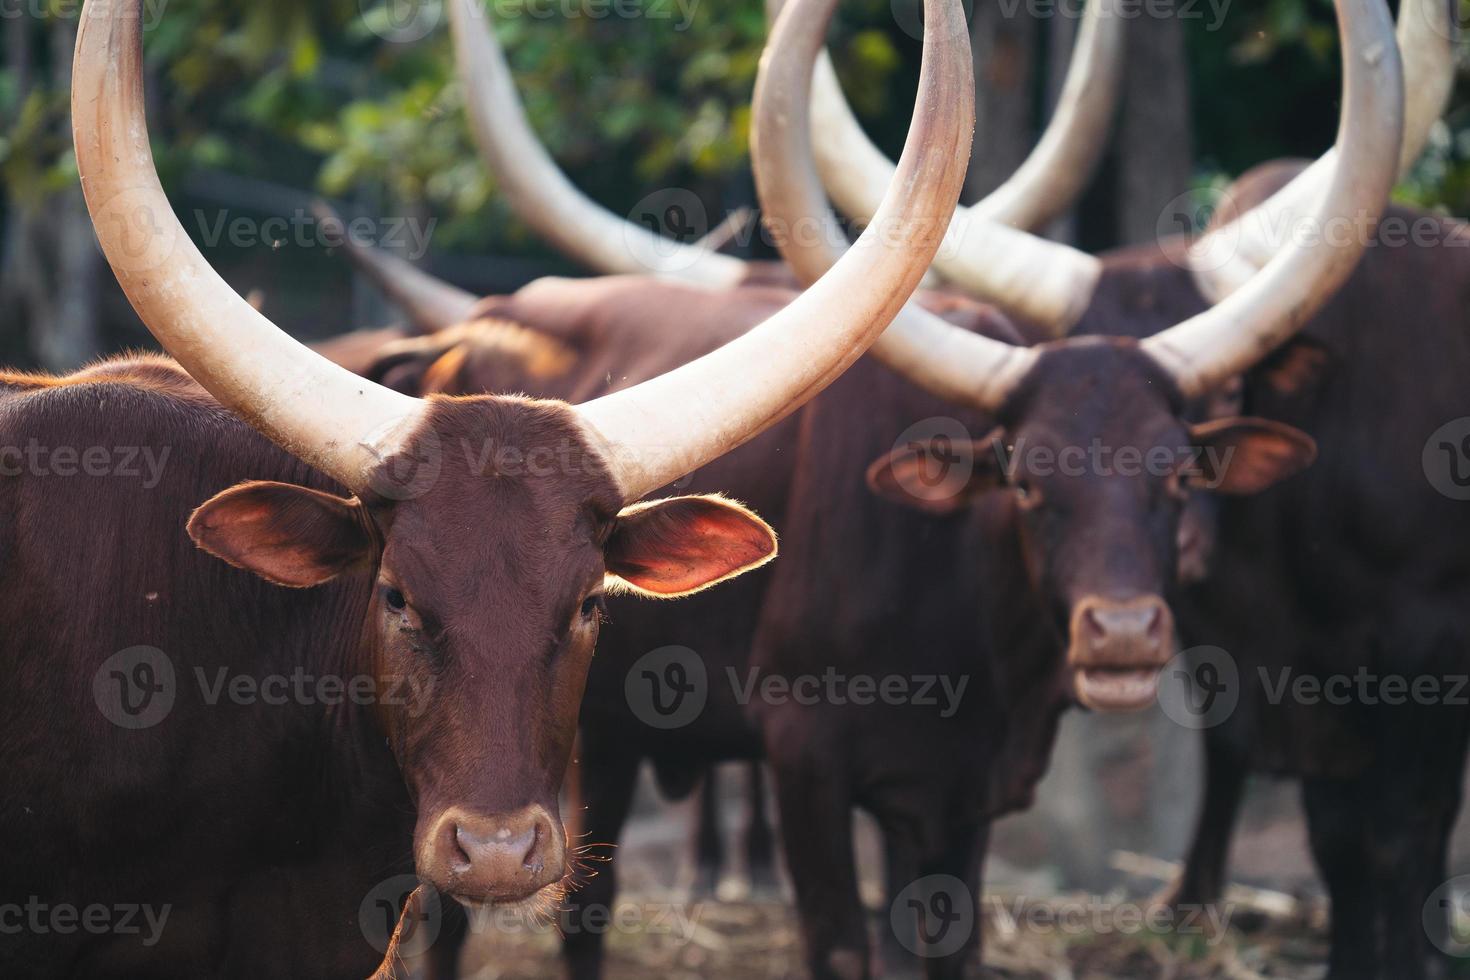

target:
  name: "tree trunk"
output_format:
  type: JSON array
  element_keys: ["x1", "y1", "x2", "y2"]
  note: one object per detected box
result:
[
  {"x1": 1114, "y1": 0, "x2": 1193, "y2": 246},
  {"x1": 37, "y1": 20, "x2": 102, "y2": 369},
  {"x1": 42, "y1": 187, "x2": 104, "y2": 370},
  {"x1": 0, "y1": 18, "x2": 103, "y2": 371},
  {"x1": 966, "y1": 0, "x2": 1038, "y2": 202}
]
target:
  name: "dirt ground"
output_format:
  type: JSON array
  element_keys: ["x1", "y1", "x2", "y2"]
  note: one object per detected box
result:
[
  {"x1": 437, "y1": 754, "x2": 1470, "y2": 979},
  {"x1": 439, "y1": 766, "x2": 1357, "y2": 979},
  {"x1": 455, "y1": 890, "x2": 1336, "y2": 979}
]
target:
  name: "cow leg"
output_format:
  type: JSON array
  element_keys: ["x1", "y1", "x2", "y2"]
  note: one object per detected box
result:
[
  {"x1": 690, "y1": 768, "x2": 726, "y2": 898},
  {"x1": 1156, "y1": 732, "x2": 1247, "y2": 914},
  {"x1": 880, "y1": 827, "x2": 923, "y2": 977},
  {"x1": 1301, "y1": 777, "x2": 1379, "y2": 980},
  {"x1": 1304, "y1": 706, "x2": 1468, "y2": 980},
  {"x1": 1369, "y1": 713, "x2": 1467, "y2": 980},
  {"x1": 561, "y1": 740, "x2": 642, "y2": 980},
  {"x1": 742, "y1": 761, "x2": 781, "y2": 898},
  {"x1": 915, "y1": 822, "x2": 987, "y2": 980},
  {"x1": 769, "y1": 742, "x2": 869, "y2": 980}
]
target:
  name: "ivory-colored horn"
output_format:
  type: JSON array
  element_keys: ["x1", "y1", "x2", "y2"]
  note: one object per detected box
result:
[
  {"x1": 448, "y1": 0, "x2": 746, "y2": 288},
  {"x1": 311, "y1": 201, "x2": 479, "y2": 334},
  {"x1": 577, "y1": 0, "x2": 975, "y2": 501},
  {"x1": 756, "y1": 0, "x2": 1038, "y2": 409},
  {"x1": 1143, "y1": 0, "x2": 1403, "y2": 397},
  {"x1": 1189, "y1": 0, "x2": 1452, "y2": 301},
  {"x1": 801, "y1": 0, "x2": 1122, "y2": 333},
  {"x1": 74, "y1": 0, "x2": 426, "y2": 493}
]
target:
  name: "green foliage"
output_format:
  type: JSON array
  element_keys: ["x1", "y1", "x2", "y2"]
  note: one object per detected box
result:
[
  {"x1": 0, "y1": 0, "x2": 915, "y2": 253},
  {"x1": 0, "y1": 0, "x2": 1466, "y2": 260}
]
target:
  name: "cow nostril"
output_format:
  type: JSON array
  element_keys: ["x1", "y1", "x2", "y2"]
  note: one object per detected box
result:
[
  {"x1": 526, "y1": 822, "x2": 552, "y2": 875},
  {"x1": 1084, "y1": 606, "x2": 1106, "y2": 641},
  {"x1": 450, "y1": 824, "x2": 473, "y2": 872},
  {"x1": 1146, "y1": 606, "x2": 1163, "y2": 637}
]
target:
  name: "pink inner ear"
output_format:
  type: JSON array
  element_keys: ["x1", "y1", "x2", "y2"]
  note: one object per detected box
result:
[
  {"x1": 1193, "y1": 419, "x2": 1317, "y2": 495},
  {"x1": 188, "y1": 482, "x2": 371, "y2": 589},
  {"x1": 607, "y1": 498, "x2": 777, "y2": 598}
]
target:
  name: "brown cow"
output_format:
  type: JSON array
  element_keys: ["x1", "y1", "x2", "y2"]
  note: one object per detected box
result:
[{"x1": 0, "y1": 0, "x2": 973, "y2": 976}]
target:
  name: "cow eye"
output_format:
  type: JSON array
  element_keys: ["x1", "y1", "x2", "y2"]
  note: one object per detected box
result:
[
  {"x1": 580, "y1": 593, "x2": 608, "y2": 622},
  {"x1": 385, "y1": 587, "x2": 408, "y2": 612}
]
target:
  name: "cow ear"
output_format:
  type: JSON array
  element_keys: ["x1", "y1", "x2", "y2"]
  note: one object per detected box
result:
[
  {"x1": 866, "y1": 427, "x2": 1008, "y2": 515},
  {"x1": 1259, "y1": 336, "x2": 1333, "y2": 397},
  {"x1": 1189, "y1": 417, "x2": 1317, "y2": 495},
  {"x1": 364, "y1": 341, "x2": 454, "y2": 395},
  {"x1": 188, "y1": 481, "x2": 375, "y2": 588},
  {"x1": 605, "y1": 495, "x2": 777, "y2": 598}
]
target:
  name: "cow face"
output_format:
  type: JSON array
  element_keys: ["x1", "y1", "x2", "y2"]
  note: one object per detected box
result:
[
  {"x1": 869, "y1": 341, "x2": 1314, "y2": 711},
  {"x1": 186, "y1": 397, "x2": 775, "y2": 908}
]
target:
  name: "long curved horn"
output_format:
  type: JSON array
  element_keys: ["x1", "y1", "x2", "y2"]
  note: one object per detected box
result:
[
  {"x1": 448, "y1": 0, "x2": 746, "y2": 288},
  {"x1": 311, "y1": 201, "x2": 479, "y2": 334},
  {"x1": 802, "y1": 0, "x2": 1118, "y2": 332},
  {"x1": 811, "y1": 0, "x2": 1123, "y2": 233},
  {"x1": 74, "y1": 0, "x2": 426, "y2": 493},
  {"x1": 578, "y1": 0, "x2": 975, "y2": 501},
  {"x1": 756, "y1": 0, "x2": 1037, "y2": 408},
  {"x1": 1142, "y1": 0, "x2": 1403, "y2": 398},
  {"x1": 1191, "y1": 0, "x2": 1454, "y2": 300},
  {"x1": 974, "y1": 0, "x2": 1126, "y2": 230}
]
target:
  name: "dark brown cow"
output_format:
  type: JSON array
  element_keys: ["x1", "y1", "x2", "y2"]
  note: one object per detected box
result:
[
  {"x1": 330, "y1": 257, "x2": 1052, "y2": 972},
  {"x1": 0, "y1": 0, "x2": 974, "y2": 976},
  {"x1": 761, "y1": 0, "x2": 1463, "y2": 974},
  {"x1": 1160, "y1": 167, "x2": 1470, "y2": 978}
]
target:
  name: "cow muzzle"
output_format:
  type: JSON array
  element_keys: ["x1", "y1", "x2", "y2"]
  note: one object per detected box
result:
[
  {"x1": 1067, "y1": 595, "x2": 1175, "y2": 712},
  {"x1": 419, "y1": 804, "x2": 566, "y2": 906}
]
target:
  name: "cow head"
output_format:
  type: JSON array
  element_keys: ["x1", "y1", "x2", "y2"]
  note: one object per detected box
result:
[
  {"x1": 75, "y1": 0, "x2": 971, "y2": 912},
  {"x1": 186, "y1": 398, "x2": 774, "y2": 905},
  {"x1": 755, "y1": 0, "x2": 1400, "y2": 710},
  {"x1": 868, "y1": 340, "x2": 1315, "y2": 710}
]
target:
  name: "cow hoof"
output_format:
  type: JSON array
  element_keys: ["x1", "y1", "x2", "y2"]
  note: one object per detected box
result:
[
  {"x1": 824, "y1": 947, "x2": 869, "y2": 980},
  {"x1": 716, "y1": 874, "x2": 751, "y2": 903}
]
